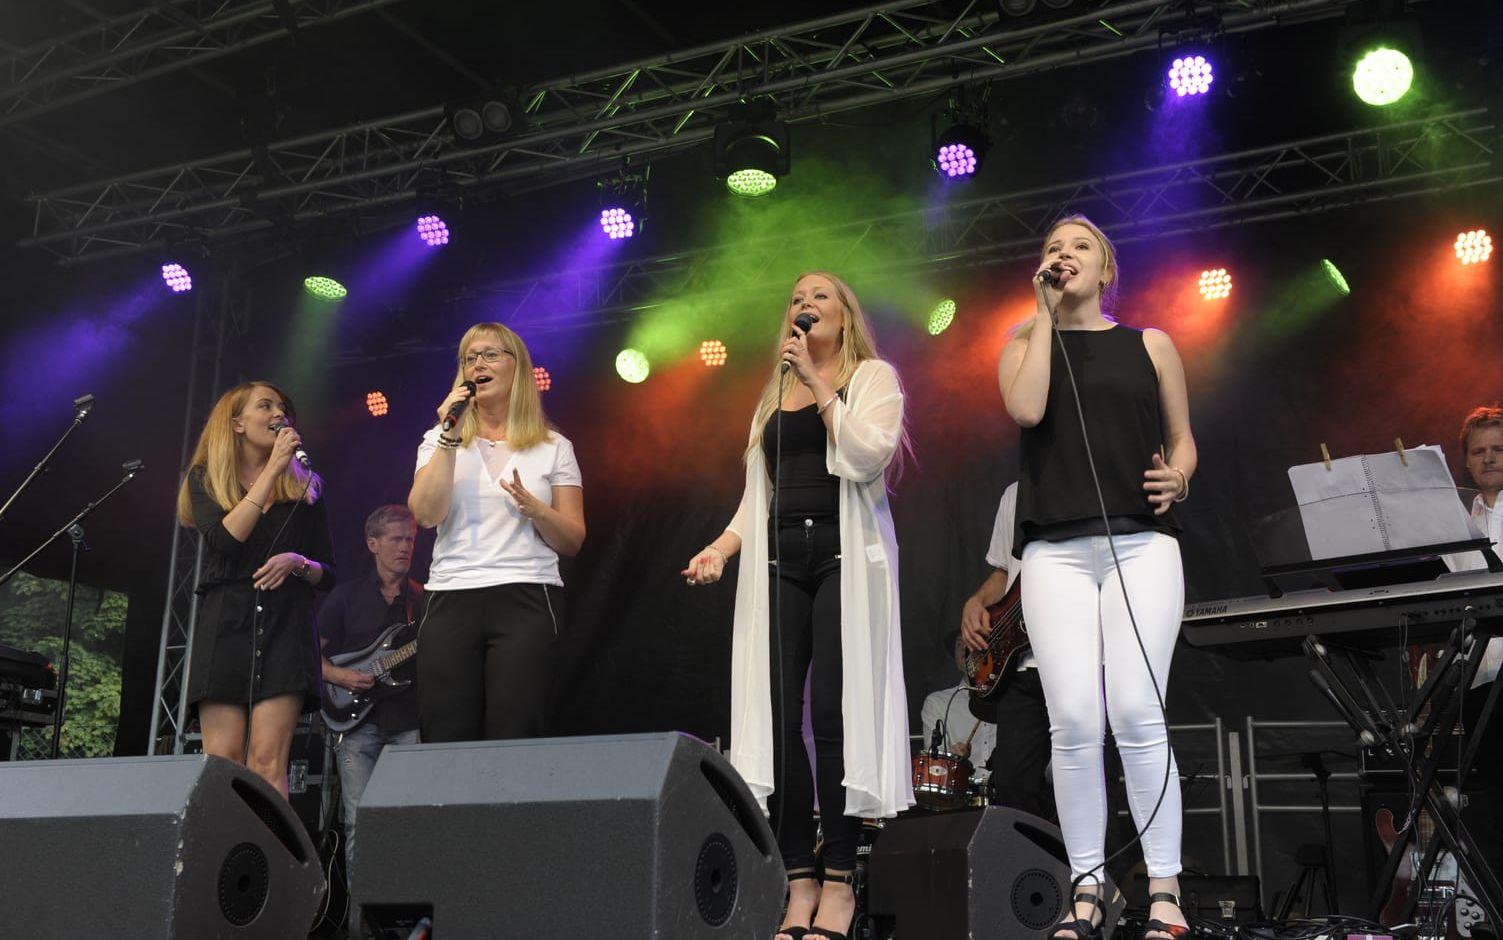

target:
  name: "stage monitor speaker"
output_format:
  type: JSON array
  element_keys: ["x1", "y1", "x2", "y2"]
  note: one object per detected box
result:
[
  {"x1": 0, "y1": 754, "x2": 324, "y2": 939},
  {"x1": 867, "y1": 806, "x2": 1125, "y2": 940},
  {"x1": 351, "y1": 731, "x2": 784, "y2": 939}
]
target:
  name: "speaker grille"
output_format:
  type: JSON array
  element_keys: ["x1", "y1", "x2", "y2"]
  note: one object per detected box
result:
[
  {"x1": 218, "y1": 842, "x2": 270, "y2": 926},
  {"x1": 694, "y1": 833, "x2": 739, "y2": 926},
  {"x1": 1012, "y1": 867, "x2": 1064, "y2": 930}
]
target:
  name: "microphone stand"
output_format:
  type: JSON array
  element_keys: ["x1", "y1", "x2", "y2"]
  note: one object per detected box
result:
[
  {"x1": 0, "y1": 459, "x2": 144, "y2": 759},
  {"x1": 0, "y1": 394, "x2": 94, "y2": 524}
]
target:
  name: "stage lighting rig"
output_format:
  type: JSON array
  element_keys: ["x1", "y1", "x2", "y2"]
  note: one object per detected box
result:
[
  {"x1": 1341, "y1": 3, "x2": 1421, "y2": 107},
  {"x1": 446, "y1": 87, "x2": 524, "y2": 144},
  {"x1": 932, "y1": 90, "x2": 990, "y2": 181},
  {"x1": 714, "y1": 101, "x2": 789, "y2": 198},
  {"x1": 597, "y1": 168, "x2": 649, "y2": 239}
]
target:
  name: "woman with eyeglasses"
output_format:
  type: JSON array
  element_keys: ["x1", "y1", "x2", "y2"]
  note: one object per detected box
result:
[{"x1": 407, "y1": 323, "x2": 585, "y2": 742}]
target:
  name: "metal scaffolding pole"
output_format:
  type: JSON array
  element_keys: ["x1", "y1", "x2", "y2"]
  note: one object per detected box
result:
[{"x1": 146, "y1": 261, "x2": 245, "y2": 753}]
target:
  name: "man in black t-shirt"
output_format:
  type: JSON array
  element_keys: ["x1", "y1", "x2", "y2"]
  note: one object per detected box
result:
[{"x1": 319, "y1": 504, "x2": 422, "y2": 870}]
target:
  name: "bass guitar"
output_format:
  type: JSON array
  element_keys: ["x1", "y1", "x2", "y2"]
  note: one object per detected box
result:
[
  {"x1": 321, "y1": 622, "x2": 417, "y2": 734},
  {"x1": 961, "y1": 579, "x2": 1029, "y2": 699}
]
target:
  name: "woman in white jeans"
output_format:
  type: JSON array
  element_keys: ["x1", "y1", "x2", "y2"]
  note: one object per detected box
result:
[{"x1": 997, "y1": 215, "x2": 1197, "y2": 940}]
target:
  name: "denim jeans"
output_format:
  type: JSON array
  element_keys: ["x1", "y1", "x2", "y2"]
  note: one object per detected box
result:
[{"x1": 335, "y1": 722, "x2": 420, "y2": 871}]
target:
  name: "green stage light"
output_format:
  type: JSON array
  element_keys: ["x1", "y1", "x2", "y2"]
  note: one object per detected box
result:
[
  {"x1": 615, "y1": 349, "x2": 650, "y2": 383},
  {"x1": 303, "y1": 276, "x2": 348, "y2": 300},
  {"x1": 927, "y1": 299, "x2": 957, "y2": 335},
  {"x1": 1353, "y1": 48, "x2": 1413, "y2": 106},
  {"x1": 1321, "y1": 259, "x2": 1351, "y2": 295},
  {"x1": 726, "y1": 168, "x2": 778, "y2": 198}
]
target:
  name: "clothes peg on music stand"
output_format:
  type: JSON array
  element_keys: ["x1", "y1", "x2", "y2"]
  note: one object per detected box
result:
[
  {"x1": 1394, "y1": 438, "x2": 1408, "y2": 467},
  {"x1": 1320, "y1": 443, "x2": 1332, "y2": 471}
]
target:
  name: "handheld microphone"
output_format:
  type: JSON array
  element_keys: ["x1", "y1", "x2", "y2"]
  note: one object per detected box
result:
[
  {"x1": 782, "y1": 313, "x2": 817, "y2": 374},
  {"x1": 441, "y1": 381, "x2": 478, "y2": 432},
  {"x1": 1038, "y1": 267, "x2": 1060, "y2": 286},
  {"x1": 268, "y1": 422, "x2": 311, "y2": 468}
]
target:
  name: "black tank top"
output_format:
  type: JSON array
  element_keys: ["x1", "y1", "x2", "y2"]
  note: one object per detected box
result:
[
  {"x1": 1014, "y1": 325, "x2": 1180, "y2": 556},
  {"x1": 762, "y1": 404, "x2": 839, "y2": 525}
]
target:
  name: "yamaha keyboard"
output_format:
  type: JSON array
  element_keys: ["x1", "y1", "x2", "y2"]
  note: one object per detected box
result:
[{"x1": 1182, "y1": 569, "x2": 1503, "y2": 655}]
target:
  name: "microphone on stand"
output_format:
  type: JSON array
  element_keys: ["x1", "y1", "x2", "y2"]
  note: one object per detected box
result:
[
  {"x1": 268, "y1": 422, "x2": 311, "y2": 468},
  {"x1": 781, "y1": 313, "x2": 817, "y2": 374},
  {"x1": 929, "y1": 719, "x2": 945, "y2": 754},
  {"x1": 1038, "y1": 267, "x2": 1060, "y2": 286}
]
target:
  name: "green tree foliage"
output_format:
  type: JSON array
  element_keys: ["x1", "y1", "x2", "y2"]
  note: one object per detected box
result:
[{"x1": 1, "y1": 572, "x2": 127, "y2": 759}]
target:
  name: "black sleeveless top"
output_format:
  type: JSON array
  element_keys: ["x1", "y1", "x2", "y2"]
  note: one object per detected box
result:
[
  {"x1": 762, "y1": 404, "x2": 839, "y2": 525},
  {"x1": 1014, "y1": 325, "x2": 1180, "y2": 557}
]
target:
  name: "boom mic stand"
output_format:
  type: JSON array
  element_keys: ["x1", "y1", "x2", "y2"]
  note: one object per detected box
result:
[
  {"x1": 0, "y1": 459, "x2": 144, "y2": 759},
  {"x1": 0, "y1": 394, "x2": 94, "y2": 524}
]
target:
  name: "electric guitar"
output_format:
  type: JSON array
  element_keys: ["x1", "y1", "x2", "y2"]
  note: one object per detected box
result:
[
  {"x1": 961, "y1": 579, "x2": 1030, "y2": 699},
  {"x1": 321, "y1": 622, "x2": 417, "y2": 734}
]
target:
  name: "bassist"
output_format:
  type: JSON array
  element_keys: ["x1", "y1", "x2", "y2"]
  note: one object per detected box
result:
[
  {"x1": 959, "y1": 481, "x2": 1051, "y2": 818},
  {"x1": 318, "y1": 504, "x2": 423, "y2": 872}
]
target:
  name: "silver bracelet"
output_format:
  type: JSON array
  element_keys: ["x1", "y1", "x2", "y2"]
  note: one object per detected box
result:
[{"x1": 817, "y1": 394, "x2": 839, "y2": 414}]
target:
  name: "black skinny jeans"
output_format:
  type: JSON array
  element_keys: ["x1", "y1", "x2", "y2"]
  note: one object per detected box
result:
[{"x1": 767, "y1": 516, "x2": 859, "y2": 872}]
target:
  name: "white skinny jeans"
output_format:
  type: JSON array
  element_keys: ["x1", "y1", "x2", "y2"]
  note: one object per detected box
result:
[{"x1": 1021, "y1": 531, "x2": 1185, "y2": 880}]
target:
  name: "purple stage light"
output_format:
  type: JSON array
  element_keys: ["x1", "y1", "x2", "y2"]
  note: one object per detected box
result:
[
  {"x1": 936, "y1": 143, "x2": 978, "y2": 179},
  {"x1": 416, "y1": 214, "x2": 450, "y2": 247},
  {"x1": 1168, "y1": 55, "x2": 1214, "y2": 97},
  {"x1": 161, "y1": 263, "x2": 193, "y2": 293},
  {"x1": 600, "y1": 207, "x2": 636, "y2": 240}
]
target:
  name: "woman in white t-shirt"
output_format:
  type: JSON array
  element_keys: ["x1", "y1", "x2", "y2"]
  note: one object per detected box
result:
[{"x1": 407, "y1": 322, "x2": 585, "y2": 742}]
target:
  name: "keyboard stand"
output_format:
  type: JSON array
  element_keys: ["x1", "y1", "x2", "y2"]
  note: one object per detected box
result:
[{"x1": 1303, "y1": 612, "x2": 1502, "y2": 928}]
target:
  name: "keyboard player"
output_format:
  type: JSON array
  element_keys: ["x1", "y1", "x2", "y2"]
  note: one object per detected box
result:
[{"x1": 1441, "y1": 405, "x2": 1503, "y2": 912}]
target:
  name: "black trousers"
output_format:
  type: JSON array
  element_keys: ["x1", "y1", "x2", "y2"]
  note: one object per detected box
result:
[
  {"x1": 416, "y1": 582, "x2": 560, "y2": 743},
  {"x1": 767, "y1": 517, "x2": 859, "y2": 872},
  {"x1": 985, "y1": 668, "x2": 1053, "y2": 818}
]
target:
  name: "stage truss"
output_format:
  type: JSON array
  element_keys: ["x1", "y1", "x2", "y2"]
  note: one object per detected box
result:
[{"x1": 17, "y1": 0, "x2": 1363, "y2": 263}]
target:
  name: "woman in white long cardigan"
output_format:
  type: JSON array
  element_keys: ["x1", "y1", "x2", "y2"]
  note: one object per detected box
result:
[{"x1": 683, "y1": 272, "x2": 914, "y2": 940}]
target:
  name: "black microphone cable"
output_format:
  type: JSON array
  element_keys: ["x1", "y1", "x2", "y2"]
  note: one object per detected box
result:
[
  {"x1": 243, "y1": 439, "x2": 316, "y2": 759},
  {"x1": 1035, "y1": 277, "x2": 1181, "y2": 916}
]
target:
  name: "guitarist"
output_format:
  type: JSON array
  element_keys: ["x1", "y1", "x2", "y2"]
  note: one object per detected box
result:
[
  {"x1": 958, "y1": 482, "x2": 1051, "y2": 818},
  {"x1": 318, "y1": 504, "x2": 423, "y2": 872}
]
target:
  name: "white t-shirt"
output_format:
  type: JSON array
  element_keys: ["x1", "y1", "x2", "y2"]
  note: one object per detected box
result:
[
  {"x1": 1442, "y1": 493, "x2": 1503, "y2": 688},
  {"x1": 920, "y1": 685, "x2": 996, "y2": 775},
  {"x1": 415, "y1": 427, "x2": 583, "y2": 591},
  {"x1": 984, "y1": 482, "x2": 1035, "y2": 670}
]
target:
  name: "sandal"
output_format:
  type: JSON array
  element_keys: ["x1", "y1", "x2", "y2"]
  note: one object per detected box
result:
[
  {"x1": 805, "y1": 870, "x2": 855, "y2": 940},
  {"x1": 1050, "y1": 890, "x2": 1106, "y2": 940},
  {"x1": 774, "y1": 870, "x2": 819, "y2": 940},
  {"x1": 1143, "y1": 892, "x2": 1191, "y2": 940}
]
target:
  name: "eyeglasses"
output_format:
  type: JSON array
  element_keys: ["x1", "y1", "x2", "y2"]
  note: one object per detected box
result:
[{"x1": 462, "y1": 348, "x2": 512, "y2": 367}]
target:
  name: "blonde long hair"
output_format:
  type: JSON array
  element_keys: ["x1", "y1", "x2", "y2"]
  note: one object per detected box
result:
[
  {"x1": 747, "y1": 271, "x2": 911, "y2": 479},
  {"x1": 447, "y1": 323, "x2": 552, "y2": 450},
  {"x1": 1013, "y1": 213, "x2": 1120, "y2": 339},
  {"x1": 176, "y1": 380, "x2": 322, "y2": 525}
]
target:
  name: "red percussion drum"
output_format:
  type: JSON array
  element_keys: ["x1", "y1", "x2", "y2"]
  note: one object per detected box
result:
[{"x1": 912, "y1": 751, "x2": 972, "y2": 810}]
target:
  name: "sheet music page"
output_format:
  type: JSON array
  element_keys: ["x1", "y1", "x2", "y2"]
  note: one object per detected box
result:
[{"x1": 1288, "y1": 445, "x2": 1476, "y2": 559}]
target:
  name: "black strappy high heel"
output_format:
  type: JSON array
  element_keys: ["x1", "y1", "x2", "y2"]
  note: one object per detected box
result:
[
  {"x1": 804, "y1": 869, "x2": 856, "y2": 940},
  {"x1": 1050, "y1": 890, "x2": 1106, "y2": 940},
  {"x1": 1143, "y1": 892, "x2": 1191, "y2": 940},
  {"x1": 774, "y1": 869, "x2": 819, "y2": 940}
]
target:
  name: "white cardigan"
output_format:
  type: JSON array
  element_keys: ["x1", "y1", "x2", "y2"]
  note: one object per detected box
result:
[{"x1": 725, "y1": 358, "x2": 915, "y2": 819}]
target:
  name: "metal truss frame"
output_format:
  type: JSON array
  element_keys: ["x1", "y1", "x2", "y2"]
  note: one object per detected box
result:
[
  {"x1": 146, "y1": 264, "x2": 250, "y2": 754},
  {"x1": 21, "y1": 0, "x2": 1360, "y2": 262},
  {"x1": 0, "y1": 0, "x2": 403, "y2": 130},
  {"x1": 345, "y1": 108, "x2": 1493, "y2": 354}
]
